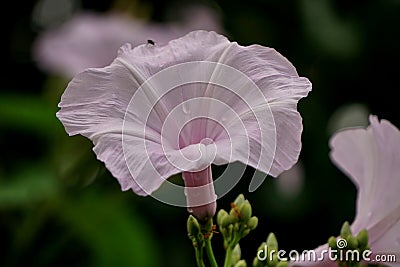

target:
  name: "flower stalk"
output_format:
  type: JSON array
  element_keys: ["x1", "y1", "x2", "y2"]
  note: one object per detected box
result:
[
  {"x1": 217, "y1": 194, "x2": 258, "y2": 267},
  {"x1": 187, "y1": 215, "x2": 218, "y2": 267}
]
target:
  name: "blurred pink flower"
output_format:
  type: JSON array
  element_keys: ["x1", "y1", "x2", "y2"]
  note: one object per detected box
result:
[
  {"x1": 33, "y1": 6, "x2": 224, "y2": 78},
  {"x1": 276, "y1": 161, "x2": 304, "y2": 198},
  {"x1": 292, "y1": 115, "x2": 400, "y2": 267},
  {"x1": 56, "y1": 30, "x2": 311, "y2": 221}
]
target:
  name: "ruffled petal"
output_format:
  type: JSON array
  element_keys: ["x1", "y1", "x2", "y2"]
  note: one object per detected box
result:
[
  {"x1": 213, "y1": 44, "x2": 312, "y2": 176},
  {"x1": 57, "y1": 64, "x2": 165, "y2": 195},
  {"x1": 57, "y1": 30, "x2": 311, "y2": 196}
]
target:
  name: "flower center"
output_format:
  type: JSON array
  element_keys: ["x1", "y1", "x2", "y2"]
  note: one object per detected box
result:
[{"x1": 183, "y1": 137, "x2": 217, "y2": 171}]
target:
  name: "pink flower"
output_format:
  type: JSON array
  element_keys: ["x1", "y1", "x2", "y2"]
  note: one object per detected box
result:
[
  {"x1": 292, "y1": 115, "x2": 400, "y2": 267},
  {"x1": 33, "y1": 6, "x2": 223, "y2": 78},
  {"x1": 56, "y1": 30, "x2": 311, "y2": 221}
]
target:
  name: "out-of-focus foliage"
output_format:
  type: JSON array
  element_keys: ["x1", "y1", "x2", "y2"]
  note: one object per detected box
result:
[{"x1": 1, "y1": 0, "x2": 400, "y2": 266}]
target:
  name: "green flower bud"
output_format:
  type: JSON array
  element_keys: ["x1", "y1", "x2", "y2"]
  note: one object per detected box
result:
[
  {"x1": 239, "y1": 200, "x2": 252, "y2": 221},
  {"x1": 266, "y1": 232, "x2": 278, "y2": 251},
  {"x1": 187, "y1": 215, "x2": 200, "y2": 238},
  {"x1": 217, "y1": 209, "x2": 230, "y2": 227},
  {"x1": 356, "y1": 229, "x2": 369, "y2": 249},
  {"x1": 221, "y1": 228, "x2": 230, "y2": 241},
  {"x1": 234, "y1": 222, "x2": 241, "y2": 232},
  {"x1": 230, "y1": 208, "x2": 240, "y2": 223},
  {"x1": 253, "y1": 257, "x2": 263, "y2": 267},
  {"x1": 234, "y1": 194, "x2": 246, "y2": 205},
  {"x1": 247, "y1": 216, "x2": 258, "y2": 230},
  {"x1": 340, "y1": 221, "x2": 352, "y2": 238},
  {"x1": 257, "y1": 241, "x2": 267, "y2": 252},
  {"x1": 242, "y1": 228, "x2": 251, "y2": 238},
  {"x1": 224, "y1": 224, "x2": 234, "y2": 241},
  {"x1": 234, "y1": 259, "x2": 247, "y2": 267},
  {"x1": 228, "y1": 224, "x2": 234, "y2": 233},
  {"x1": 347, "y1": 235, "x2": 359, "y2": 250},
  {"x1": 255, "y1": 241, "x2": 267, "y2": 264},
  {"x1": 232, "y1": 244, "x2": 242, "y2": 264},
  {"x1": 328, "y1": 236, "x2": 337, "y2": 249}
]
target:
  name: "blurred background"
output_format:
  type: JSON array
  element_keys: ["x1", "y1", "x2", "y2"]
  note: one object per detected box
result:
[{"x1": 1, "y1": 0, "x2": 399, "y2": 266}]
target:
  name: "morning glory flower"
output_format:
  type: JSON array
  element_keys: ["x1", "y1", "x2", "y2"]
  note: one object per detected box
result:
[
  {"x1": 34, "y1": 5, "x2": 223, "y2": 78},
  {"x1": 292, "y1": 115, "x2": 400, "y2": 267},
  {"x1": 56, "y1": 30, "x2": 311, "y2": 221}
]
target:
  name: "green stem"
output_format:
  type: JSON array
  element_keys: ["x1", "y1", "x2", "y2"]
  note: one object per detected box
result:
[
  {"x1": 224, "y1": 230, "x2": 242, "y2": 267},
  {"x1": 205, "y1": 238, "x2": 218, "y2": 267},
  {"x1": 195, "y1": 245, "x2": 206, "y2": 267},
  {"x1": 223, "y1": 244, "x2": 234, "y2": 267}
]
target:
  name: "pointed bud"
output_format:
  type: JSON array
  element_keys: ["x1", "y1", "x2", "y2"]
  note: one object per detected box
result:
[
  {"x1": 257, "y1": 242, "x2": 267, "y2": 252},
  {"x1": 247, "y1": 216, "x2": 258, "y2": 230},
  {"x1": 254, "y1": 242, "x2": 267, "y2": 266},
  {"x1": 230, "y1": 208, "x2": 240, "y2": 223},
  {"x1": 347, "y1": 236, "x2": 358, "y2": 250},
  {"x1": 239, "y1": 200, "x2": 252, "y2": 221},
  {"x1": 266, "y1": 232, "x2": 278, "y2": 251},
  {"x1": 228, "y1": 224, "x2": 234, "y2": 233},
  {"x1": 340, "y1": 221, "x2": 352, "y2": 238},
  {"x1": 232, "y1": 244, "x2": 242, "y2": 264},
  {"x1": 187, "y1": 215, "x2": 200, "y2": 238},
  {"x1": 356, "y1": 229, "x2": 368, "y2": 250},
  {"x1": 265, "y1": 233, "x2": 279, "y2": 266},
  {"x1": 234, "y1": 259, "x2": 247, "y2": 267},
  {"x1": 328, "y1": 236, "x2": 337, "y2": 249},
  {"x1": 217, "y1": 209, "x2": 231, "y2": 228},
  {"x1": 242, "y1": 228, "x2": 251, "y2": 238},
  {"x1": 217, "y1": 209, "x2": 229, "y2": 226},
  {"x1": 234, "y1": 194, "x2": 245, "y2": 205}
]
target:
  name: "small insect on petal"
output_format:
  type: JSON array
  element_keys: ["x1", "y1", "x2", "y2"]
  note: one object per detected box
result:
[{"x1": 147, "y1": 39, "x2": 155, "y2": 45}]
